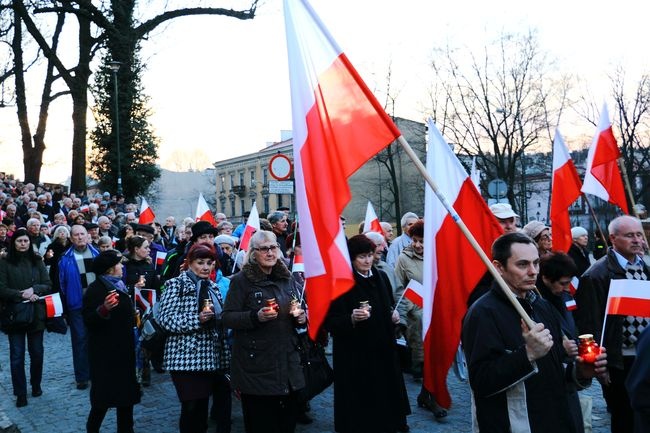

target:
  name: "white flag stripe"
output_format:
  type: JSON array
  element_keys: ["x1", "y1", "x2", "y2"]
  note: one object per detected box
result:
[{"x1": 608, "y1": 280, "x2": 650, "y2": 299}]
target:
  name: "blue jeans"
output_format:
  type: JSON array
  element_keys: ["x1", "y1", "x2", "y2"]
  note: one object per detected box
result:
[
  {"x1": 67, "y1": 309, "x2": 89, "y2": 383},
  {"x1": 8, "y1": 330, "x2": 44, "y2": 397}
]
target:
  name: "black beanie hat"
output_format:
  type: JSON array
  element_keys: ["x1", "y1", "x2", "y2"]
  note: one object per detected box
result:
[{"x1": 92, "y1": 250, "x2": 123, "y2": 275}]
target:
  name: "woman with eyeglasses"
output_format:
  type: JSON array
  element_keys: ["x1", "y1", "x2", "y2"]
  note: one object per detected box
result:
[
  {"x1": 0, "y1": 228, "x2": 51, "y2": 407},
  {"x1": 222, "y1": 230, "x2": 306, "y2": 433},
  {"x1": 537, "y1": 252, "x2": 585, "y2": 432},
  {"x1": 325, "y1": 235, "x2": 410, "y2": 433}
]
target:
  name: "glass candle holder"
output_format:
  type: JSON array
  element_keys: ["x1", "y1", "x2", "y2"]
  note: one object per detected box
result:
[{"x1": 578, "y1": 334, "x2": 601, "y2": 363}]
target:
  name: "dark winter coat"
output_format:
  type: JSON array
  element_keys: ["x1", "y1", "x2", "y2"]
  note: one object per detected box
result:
[
  {"x1": 324, "y1": 267, "x2": 410, "y2": 433},
  {"x1": 0, "y1": 254, "x2": 51, "y2": 332},
  {"x1": 626, "y1": 328, "x2": 650, "y2": 432},
  {"x1": 462, "y1": 286, "x2": 581, "y2": 433},
  {"x1": 568, "y1": 243, "x2": 591, "y2": 277},
  {"x1": 574, "y1": 248, "x2": 649, "y2": 370},
  {"x1": 82, "y1": 276, "x2": 140, "y2": 408},
  {"x1": 222, "y1": 260, "x2": 305, "y2": 396},
  {"x1": 123, "y1": 256, "x2": 157, "y2": 295}
]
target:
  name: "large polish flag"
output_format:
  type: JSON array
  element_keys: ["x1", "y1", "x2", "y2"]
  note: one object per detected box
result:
[
  {"x1": 581, "y1": 103, "x2": 629, "y2": 214},
  {"x1": 284, "y1": 0, "x2": 401, "y2": 339},
  {"x1": 238, "y1": 202, "x2": 260, "y2": 251},
  {"x1": 605, "y1": 280, "x2": 650, "y2": 317},
  {"x1": 363, "y1": 201, "x2": 382, "y2": 234},
  {"x1": 196, "y1": 193, "x2": 217, "y2": 226},
  {"x1": 550, "y1": 130, "x2": 583, "y2": 253},
  {"x1": 138, "y1": 197, "x2": 155, "y2": 225},
  {"x1": 423, "y1": 120, "x2": 503, "y2": 409}
]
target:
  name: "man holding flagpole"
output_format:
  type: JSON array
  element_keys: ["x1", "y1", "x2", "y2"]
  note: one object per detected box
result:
[
  {"x1": 575, "y1": 215, "x2": 649, "y2": 433},
  {"x1": 462, "y1": 232, "x2": 607, "y2": 432}
]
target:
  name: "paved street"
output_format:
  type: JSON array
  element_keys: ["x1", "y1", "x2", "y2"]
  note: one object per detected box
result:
[{"x1": 0, "y1": 331, "x2": 611, "y2": 432}]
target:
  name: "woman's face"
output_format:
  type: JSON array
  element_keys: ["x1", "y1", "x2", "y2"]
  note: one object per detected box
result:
[
  {"x1": 574, "y1": 234, "x2": 588, "y2": 248},
  {"x1": 125, "y1": 226, "x2": 134, "y2": 237},
  {"x1": 106, "y1": 262, "x2": 123, "y2": 278},
  {"x1": 189, "y1": 257, "x2": 215, "y2": 279},
  {"x1": 411, "y1": 235, "x2": 424, "y2": 255},
  {"x1": 538, "y1": 229, "x2": 552, "y2": 251},
  {"x1": 254, "y1": 241, "x2": 279, "y2": 271},
  {"x1": 220, "y1": 225, "x2": 233, "y2": 235},
  {"x1": 57, "y1": 230, "x2": 68, "y2": 240},
  {"x1": 352, "y1": 252, "x2": 374, "y2": 274},
  {"x1": 134, "y1": 240, "x2": 150, "y2": 260},
  {"x1": 14, "y1": 235, "x2": 30, "y2": 253}
]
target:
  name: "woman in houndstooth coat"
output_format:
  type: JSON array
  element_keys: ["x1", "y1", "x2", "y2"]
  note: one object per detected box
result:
[{"x1": 157, "y1": 244, "x2": 230, "y2": 433}]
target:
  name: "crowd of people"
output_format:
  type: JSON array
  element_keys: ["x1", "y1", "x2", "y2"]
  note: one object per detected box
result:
[{"x1": 0, "y1": 177, "x2": 648, "y2": 433}]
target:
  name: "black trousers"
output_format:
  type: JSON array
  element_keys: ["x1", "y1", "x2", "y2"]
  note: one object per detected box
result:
[
  {"x1": 86, "y1": 405, "x2": 134, "y2": 433},
  {"x1": 240, "y1": 392, "x2": 298, "y2": 433},
  {"x1": 180, "y1": 398, "x2": 209, "y2": 433},
  {"x1": 210, "y1": 373, "x2": 232, "y2": 433},
  {"x1": 603, "y1": 355, "x2": 635, "y2": 433}
]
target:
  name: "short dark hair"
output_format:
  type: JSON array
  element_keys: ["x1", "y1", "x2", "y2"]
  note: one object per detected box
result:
[
  {"x1": 492, "y1": 232, "x2": 535, "y2": 266},
  {"x1": 347, "y1": 234, "x2": 375, "y2": 260},
  {"x1": 539, "y1": 253, "x2": 578, "y2": 282},
  {"x1": 187, "y1": 243, "x2": 218, "y2": 263}
]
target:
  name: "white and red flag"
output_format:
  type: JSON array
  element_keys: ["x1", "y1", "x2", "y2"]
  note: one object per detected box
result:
[
  {"x1": 401, "y1": 279, "x2": 424, "y2": 308},
  {"x1": 605, "y1": 280, "x2": 650, "y2": 317},
  {"x1": 238, "y1": 202, "x2": 260, "y2": 252},
  {"x1": 581, "y1": 103, "x2": 629, "y2": 214},
  {"x1": 138, "y1": 197, "x2": 155, "y2": 225},
  {"x1": 284, "y1": 0, "x2": 401, "y2": 339},
  {"x1": 196, "y1": 193, "x2": 217, "y2": 226},
  {"x1": 135, "y1": 288, "x2": 157, "y2": 311},
  {"x1": 550, "y1": 130, "x2": 583, "y2": 253},
  {"x1": 423, "y1": 119, "x2": 503, "y2": 409},
  {"x1": 292, "y1": 254, "x2": 305, "y2": 273},
  {"x1": 155, "y1": 251, "x2": 167, "y2": 270},
  {"x1": 363, "y1": 201, "x2": 382, "y2": 234},
  {"x1": 42, "y1": 293, "x2": 64, "y2": 318}
]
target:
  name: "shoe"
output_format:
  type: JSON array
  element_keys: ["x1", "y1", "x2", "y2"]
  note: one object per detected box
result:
[
  {"x1": 417, "y1": 392, "x2": 448, "y2": 421},
  {"x1": 296, "y1": 411, "x2": 313, "y2": 424},
  {"x1": 76, "y1": 381, "x2": 89, "y2": 390},
  {"x1": 140, "y1": 367, "x2": 151, "y2": 387},
  {"x1": 16, "y1": 395, "x2": 27, "y2": 407},
  {"x1": 32, "y1": 387, "x2": 42, "y2": 397}
]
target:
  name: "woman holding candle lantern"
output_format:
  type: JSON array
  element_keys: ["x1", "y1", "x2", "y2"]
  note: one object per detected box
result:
[
  {"x1": 82, "y1": 249, "x2": 140, "y2": 433},
  {"x1": 222, "y1": 230, "x2": 306, "y2": 433},
  {"x1": 157, "y1": 244, "x2": 230, "y2": 433},
  {"x1": 325, "y1": 235, "x2": 410, "y2": 433}
]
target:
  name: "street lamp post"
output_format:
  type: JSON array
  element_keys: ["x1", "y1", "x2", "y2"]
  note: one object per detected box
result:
[{"x1": 108, "y1": 61, "x2": 122, "y2": 195}]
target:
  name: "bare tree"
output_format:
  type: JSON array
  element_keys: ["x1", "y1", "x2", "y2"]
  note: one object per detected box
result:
[
  {"x1": 429, "y1": 30, "x2": 567, "y2": 221},
  {"x1": 5, "y1": 0, "x2": 259, "y2": 191}
]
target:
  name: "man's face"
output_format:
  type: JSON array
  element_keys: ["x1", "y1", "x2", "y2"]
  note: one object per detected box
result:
[
  {"x1": 37, "y1": 197, "x2": 46, "y2": 206},
  {"x1": 165, "y1": 217, "x2": 175, "y2": 227},
  {"x1": 219, "y1": 244, "x2": 233, "y2": 256},
  {"x1": 272, "y1": 217, "x2": 288, "y2": 235},
  {"x1": 403, "y1": 217, "x2": 418, "y2": 234},
  {"x1": 372, "y1": 243, "x2": 385, "y2": 263},
  {"x1": 27, "y1": 222, "x2": 40, "y2": 236},
  {"x1": 497, "y1": 217, "x2": 517, "y2": 233},
  {"x1": 88, "y1": 228, "x2": 99, "y2": 239},
  {"x1": 611, "y1": 219, "x2": 644, "y2": 261},
  {"x1": 382, "y1": 224, "x2": 394, "y2": 241},
  {"x1": 6, "y1": 206, "x2": 15, "y2": 217},
  {"x1": 494, "y1": 242, "x2": 539, "y2": 298},
  {"x1": 99, "y1": 219, "x2": 111, "y2": 230},
  {"x1": 196, "y1": 233, "x2": 214, "y2": 246},
  {"x1": 0, "y1": 227, "x2": 7, "y2": 237},
  {"x1": 72, "y1": 198, "x2": 81, "y2": 209},
  {"x1": 71, "y1": 226, "x2": 88, "y2": 249}
]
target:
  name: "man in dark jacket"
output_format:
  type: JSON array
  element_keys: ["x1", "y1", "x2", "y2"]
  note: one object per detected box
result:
[
  {"x1": 462, "y1": 232, "x2": 607, "y2": 433},
  {"x1": 575, "y1": 215, "x2": 649, "y2": 433}
]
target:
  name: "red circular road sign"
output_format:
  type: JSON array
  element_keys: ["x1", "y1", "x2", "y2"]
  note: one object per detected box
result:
[{"x1": 269, "y1": 154, "x2": 293, "y2": 180}]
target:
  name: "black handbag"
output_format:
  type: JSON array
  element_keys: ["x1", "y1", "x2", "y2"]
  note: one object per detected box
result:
[
  {"x1": 297, "y1": 333, "x2": 334, "y2": 401},
  {"x1": 0, "y1": 301, "x2": 35, "y2": 333},
  {"x1": 45, "y1": 316, "x2": 68, "y2": 334}
]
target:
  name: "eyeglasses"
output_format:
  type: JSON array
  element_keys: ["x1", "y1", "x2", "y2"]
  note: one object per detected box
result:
[{"x1": 254, "y1": 244, "x2": 279, "y2": 253}]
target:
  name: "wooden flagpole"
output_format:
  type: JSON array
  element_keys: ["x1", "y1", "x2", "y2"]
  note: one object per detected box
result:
[
  {"x1": 396, "y1": 135, "x2": 535, "y2": 328},
  {"x1": 582, "y1": 193, "x2": 608, "y2": 245},
  {"x1": 618, "y1": 157, "x2": 650, "y2": 247}
]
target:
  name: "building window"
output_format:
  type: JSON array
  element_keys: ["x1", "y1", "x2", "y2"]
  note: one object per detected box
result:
[
  {"x1": 230, "y1": 198, "x2": 236, "y2": 217},
  {"x1": 220, "y1": 174, "x2": 225, "y2": 192},
  {"x1": 277, "y1": 195, "x2": 283, "y2": 208},
  {"x1": 239, "y1": 172, "x2": 244, "y2": 186},
  {"x1": 229, "y1": 174, "x2": 235, "y2": 189},
  {"x1": 263, "y1": 196, "x2": 270, "y2": 214},
  {"x1": 240, "y1": 199, "x2": 245, "y2": 216},
  {"x1": 250, "y1": 170, "x2": 255, "y2": 187},
  {"x1": 263, "y1": 168, "x2": 268, "y2": 184},
  {"x1": 537, "y1": 202, "x2": 541, "y2": 208}
]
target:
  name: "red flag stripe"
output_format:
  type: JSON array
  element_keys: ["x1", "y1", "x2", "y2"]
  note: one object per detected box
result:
[
  {"x1": 607, "y1": 297, "x2": 650, "y2": 316},
  {"x1": 404, "y1": 288, "x2": 423, "y2": 308}
]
